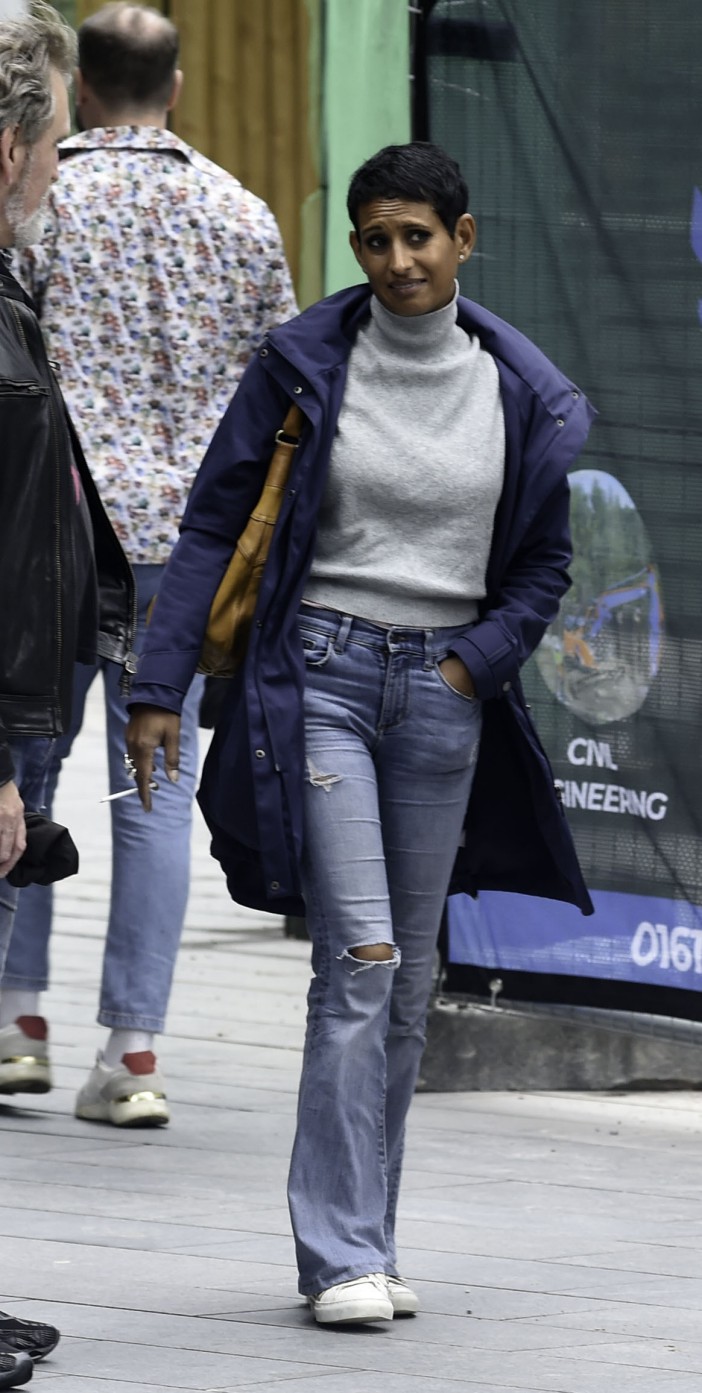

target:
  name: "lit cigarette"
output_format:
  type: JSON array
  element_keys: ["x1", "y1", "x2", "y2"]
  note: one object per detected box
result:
[{"x1": 100, "y1": 780, "x2": 158, "y2": 803}]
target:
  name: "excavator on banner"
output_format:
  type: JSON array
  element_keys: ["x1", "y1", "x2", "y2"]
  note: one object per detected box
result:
[{"x1": 561, "y1": 565, "x2": 663, "y2": 703}]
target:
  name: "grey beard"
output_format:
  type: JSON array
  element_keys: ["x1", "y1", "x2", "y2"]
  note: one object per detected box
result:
[{"x1": 5, "y1": 188, "x2": 49, "y2": 250}]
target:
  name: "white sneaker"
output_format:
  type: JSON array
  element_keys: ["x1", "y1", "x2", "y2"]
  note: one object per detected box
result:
[
  {"x1": 387, "y1": 1275, "x2": 420, "y2": 1315},
  {"x1": 0, "y1": 1017, "x2": 51, "y2": 1094},
  {"x1": 308, "y1": 1273, "x2": 393, "y2": 1325},
  {"x1": 75, "y1": 1050, "x2": 169, "y2": 1127}
]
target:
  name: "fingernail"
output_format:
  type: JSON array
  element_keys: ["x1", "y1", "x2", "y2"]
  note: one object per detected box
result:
[{"x1": 167, "y1": 769, "x2": 180, "y2": 783}]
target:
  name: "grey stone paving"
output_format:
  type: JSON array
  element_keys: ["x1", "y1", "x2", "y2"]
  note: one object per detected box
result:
[{"x1": 2, "y1": 689, "x2": 702, "y2": 1390}]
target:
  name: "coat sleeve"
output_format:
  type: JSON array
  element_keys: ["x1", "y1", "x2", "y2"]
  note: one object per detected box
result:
[
  {"x1": 448, "y1": 389, "x2": 595, "y2": 701},
  {"x1": 449, "y1": 473, "x2": 572, "y2": 699},
  {"x1": 129, "y1": 359, "x2": 291, "y2": 712},
  {"x1": 0, "y1": 713, "x2": 15, "y2": 787}
]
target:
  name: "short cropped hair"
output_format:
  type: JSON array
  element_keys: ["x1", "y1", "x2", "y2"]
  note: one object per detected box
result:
[
  {"x1": 78, "y1": 2, "x2": 179, "y2": 112},
  {"x1": 347, "y1": 142, "x2": 469, "y2": 236},
  {"x1": 0, "y1": 0, "x2": 75, "y2": 146}
]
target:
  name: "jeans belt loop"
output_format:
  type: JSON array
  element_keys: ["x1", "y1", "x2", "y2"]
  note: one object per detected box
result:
[
  {"x1": 334, "y1": 613, "x2": 353, "y2": 654},
  {"x1": 423, "y1": 628, "x2": 434, "y2": 670}
]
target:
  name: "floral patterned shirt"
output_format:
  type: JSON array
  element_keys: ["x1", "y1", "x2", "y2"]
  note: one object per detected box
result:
[{"x1": 17, "y1": 126, "x2": 298, "y2": 563}]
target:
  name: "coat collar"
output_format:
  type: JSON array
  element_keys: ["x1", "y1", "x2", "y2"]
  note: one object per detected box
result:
[
  {"x1": 0, "y1": 252, "x2": 31, "y2": 304},
  {"x1": 266, "y1": 283, "x2": 585, "y2": 419}
]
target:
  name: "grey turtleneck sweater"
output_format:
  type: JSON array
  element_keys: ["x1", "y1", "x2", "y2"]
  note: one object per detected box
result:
[{"x1": 304, "y1": 286, "x2": 505, "y2": 628}]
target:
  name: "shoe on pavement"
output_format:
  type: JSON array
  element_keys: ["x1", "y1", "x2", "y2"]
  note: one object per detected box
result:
[
  {"x1": 386, "y1": 1275, "x2": 420, "y2": 1315},
  {"x1": 0, "y1": 1312, "x2": 60, "y2": 1362},
  {"x1": 75, "y1": 1050, "x2": 169, "y2": 1127},
  {"x1": 308, "y1": 1273, "x2": 393, "y2": 1325},
  {"x1": 0, "y1": 1347, "x2": 33, "y2": 1388},
  {"x1": 0, "y1": 1018, "x2": 51, "y2": 1095}
]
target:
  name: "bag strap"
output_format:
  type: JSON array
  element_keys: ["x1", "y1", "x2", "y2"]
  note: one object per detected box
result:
[
  {"x1": 277, "y1": 402, "x2": 305, "y2": 444},
  {"x1": 263, "y1": 403, "x2": 305, "y2": 490}
]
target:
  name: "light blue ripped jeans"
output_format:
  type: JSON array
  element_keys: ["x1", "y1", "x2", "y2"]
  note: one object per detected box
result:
[
  {"x1": 287, "y1": 606, "x2": 482, "y2": 1295},
  {"x1": 3, "y1": 565, "x2": 204, "y2": 1032}
]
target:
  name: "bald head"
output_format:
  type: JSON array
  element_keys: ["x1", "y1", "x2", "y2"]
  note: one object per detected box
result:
[{"x1": 78, "y1": 2, "x2": 179, "y2": 119}]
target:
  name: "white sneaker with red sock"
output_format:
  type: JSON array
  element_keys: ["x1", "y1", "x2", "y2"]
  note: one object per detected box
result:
[
  {"x1": 74, "y1": 1049, "x2": 169, "y2": 1127},
  {"x1": 0, "y1": 1015, "x2": 51, "y2": 1094}
]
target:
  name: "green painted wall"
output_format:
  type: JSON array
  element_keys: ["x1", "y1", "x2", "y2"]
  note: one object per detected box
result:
[{"x1": 323, "y1": 0, "x2": 410, "y2": 294}]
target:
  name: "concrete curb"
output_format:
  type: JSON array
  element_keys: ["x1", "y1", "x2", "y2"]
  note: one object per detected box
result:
[{"x1": 418, "y1": 993, "x2": 702, "y2": 1091}]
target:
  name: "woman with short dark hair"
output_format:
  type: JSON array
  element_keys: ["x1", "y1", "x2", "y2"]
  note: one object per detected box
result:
[{"x1": 127, "y1": 141, "x2": 595, "y2": 1326}]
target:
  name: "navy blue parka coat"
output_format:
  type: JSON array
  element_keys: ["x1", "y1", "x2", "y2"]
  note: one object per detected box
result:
[{"x1": 132, "y1": 285, "x2": 596, "y2": 918}]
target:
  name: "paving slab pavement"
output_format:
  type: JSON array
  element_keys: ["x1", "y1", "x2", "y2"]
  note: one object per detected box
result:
[{"x1": 2, "y1": 689, "x2": 702, "y2": 1391}]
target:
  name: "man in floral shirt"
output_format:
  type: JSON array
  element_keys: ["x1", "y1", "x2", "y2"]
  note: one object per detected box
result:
[{"x1": 4, "y1": 1, "x2": 298, "y2": 1127}]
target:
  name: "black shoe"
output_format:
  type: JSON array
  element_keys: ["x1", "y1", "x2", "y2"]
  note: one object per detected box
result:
[
  {"x1": 0, "y1": 1348, "x2": 33, "y2": 1388},
  {"x1": 0, "y1": 1311, "x2": 59, "y2": 1361}
]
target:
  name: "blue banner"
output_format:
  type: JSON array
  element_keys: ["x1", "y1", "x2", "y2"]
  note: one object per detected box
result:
[{"x1": 448, "y1": 892, "x2": 702, "y2": 993}]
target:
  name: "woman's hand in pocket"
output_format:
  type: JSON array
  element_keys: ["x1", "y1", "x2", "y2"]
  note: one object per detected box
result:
[{"x1": 438, "y1": 655, "x2": 476, "y2": 698}]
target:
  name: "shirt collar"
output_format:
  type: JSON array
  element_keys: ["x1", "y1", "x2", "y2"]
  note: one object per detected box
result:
[{"x1": 59, "y1": 125, "x2": 197, "y2": 161}]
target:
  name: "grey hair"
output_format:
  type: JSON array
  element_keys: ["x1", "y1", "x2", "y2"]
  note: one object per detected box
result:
[{"x1": 0, "y1": 0, "x2": 76, "y2": 146}]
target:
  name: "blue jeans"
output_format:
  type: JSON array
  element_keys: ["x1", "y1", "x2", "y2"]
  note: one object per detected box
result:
[
  {"x1": 287, "y1": 606, "x2": 482, "y2": 1295},
  {"x1": 1, "y1": 564, "x2": 204, "y2": 1032},
  {"x1": 0, "y1": 736, "x2": 55, "y2": 977}
]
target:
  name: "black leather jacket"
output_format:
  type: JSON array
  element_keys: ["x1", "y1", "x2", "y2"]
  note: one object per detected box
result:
[{"x1": 0, "y1": 255, "x2": 135, "y2": 785}]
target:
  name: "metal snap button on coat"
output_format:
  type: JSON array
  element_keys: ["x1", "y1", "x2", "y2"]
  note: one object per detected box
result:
[
  {"x1": 255, "y1": 749, "x2": 266, "y2": 759},
  {"x1": 259, "y1": 347, "x2": 268, "y2": 357},
  {"x1": 502, "y1": 681, "x2": 512, "y2": 692},
  {"x1": 571, "y1": 389, "x2": 579, "y2": 399},
  {"x1": 270, "y1": 880, "x2": 280, "y2": 891},
  {"x1": 556, "y1": 417, "x2": 564, "y2": 427},
  {"x1": 293, "y1": 385, "x2": 303, "y2": 394}
]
